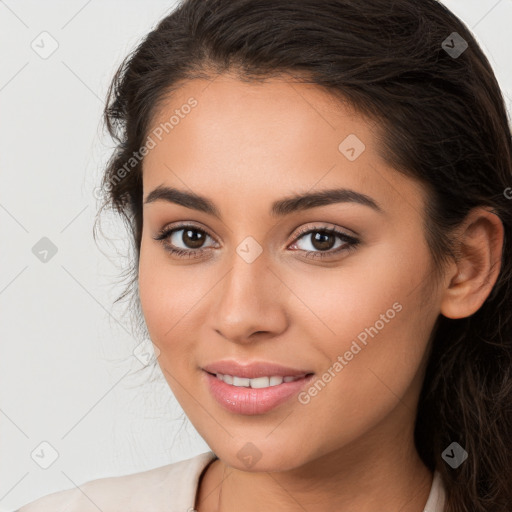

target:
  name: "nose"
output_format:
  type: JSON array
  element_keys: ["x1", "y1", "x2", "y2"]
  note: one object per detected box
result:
[{"x1": 210, "y1": 248, "x2": 288, "y2": 344}]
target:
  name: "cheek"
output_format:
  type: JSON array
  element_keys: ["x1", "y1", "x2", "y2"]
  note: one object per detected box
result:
[
  {"x1": 286, "y1": 229, "x2": 432, "y2": 347},
  {"x1": 299, "y1": 236, "x2": 427, "y2": 340},
  {"x1": 138, "y1": 240, "x2": 182, "y2": 347},
  {"x1": 138, "y1": 239, "x2": 214, "y2": 358},
  {"x1": 291, "y1": 237, "x2": 434, "y2": 436},
  {"x1": 138, "y1": 252, "x2": 197, "y2": 400}
]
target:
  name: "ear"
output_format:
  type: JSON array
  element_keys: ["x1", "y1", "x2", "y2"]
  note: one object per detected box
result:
[{"x1": 440, "y1": 206, "x2": 504, "y2": 319}]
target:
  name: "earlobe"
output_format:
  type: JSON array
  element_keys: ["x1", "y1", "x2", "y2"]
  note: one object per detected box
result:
[{"x1": 440, "y1": 207, "x2": 504, "y2": 320}]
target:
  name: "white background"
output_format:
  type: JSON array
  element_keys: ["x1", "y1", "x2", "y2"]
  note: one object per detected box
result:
[{"x1": 1, "y1": 1, "x2": 511, "y2": 510}]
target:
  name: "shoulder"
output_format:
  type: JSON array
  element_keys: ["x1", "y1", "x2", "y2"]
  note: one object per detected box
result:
[{"x1": 16, "y1": 451, "x2": 217, "y2": 512}]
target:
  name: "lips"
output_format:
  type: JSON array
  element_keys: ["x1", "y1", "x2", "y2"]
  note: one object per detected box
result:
[
  {"x1": 201, "y1": 359, "x2": 314, "y2": 379},
  {"x1": 203, "y1": 371, "x2": 315, "y2": 415}
]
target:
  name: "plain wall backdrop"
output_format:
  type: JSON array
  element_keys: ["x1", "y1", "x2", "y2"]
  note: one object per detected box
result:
[{"x1": 1, "y1": 0, "x2": 511, "y2": 510}]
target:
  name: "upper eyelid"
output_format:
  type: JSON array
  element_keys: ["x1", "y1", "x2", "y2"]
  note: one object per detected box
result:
[
  {"x1": 163, "y1": 222, "x2": 217, "y2": 242},
  {"x1": 292, "y1": 223, "x2": 358, "y2": 239}
]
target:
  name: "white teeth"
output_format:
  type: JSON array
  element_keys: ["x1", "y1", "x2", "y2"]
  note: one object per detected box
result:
[
  {"x1": 232, "y1": 376, "x2": 250, "y2": 387},
  {"x1": 269, "y1": 376, "x2": 284, "y2": 386},
  {"x1": 215, "y1": 373, "x2": 305, "y2": 388}
]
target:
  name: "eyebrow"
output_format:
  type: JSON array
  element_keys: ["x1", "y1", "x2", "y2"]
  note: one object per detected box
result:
[{"x1": 143, "y1": 185, "x2": 383, "y2": 219}]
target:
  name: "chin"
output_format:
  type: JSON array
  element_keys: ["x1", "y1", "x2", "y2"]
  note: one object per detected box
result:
[{"x1": 215, "y1": 442, "x2": 311, "y2": 473}]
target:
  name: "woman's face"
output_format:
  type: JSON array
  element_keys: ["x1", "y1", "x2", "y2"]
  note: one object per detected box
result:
[{"x1": 138, "y1": 74, "x2": 443, "y2": 472}]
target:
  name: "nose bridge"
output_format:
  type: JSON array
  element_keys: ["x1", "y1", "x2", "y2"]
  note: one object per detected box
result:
[
  {"x1": 221, "y1": 240, "x2": 270, "y2": 314},
  {"x1": 211, "y1": 237, "x2": 286, "y2": 341}
]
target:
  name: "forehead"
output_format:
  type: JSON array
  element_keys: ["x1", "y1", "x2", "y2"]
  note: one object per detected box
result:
[
  {"x1": 142, "y1": 75, "x2": 427, "y2": 218},
  {"x1": 145, "y1": 74, "x2": 370, "y2": 161}
]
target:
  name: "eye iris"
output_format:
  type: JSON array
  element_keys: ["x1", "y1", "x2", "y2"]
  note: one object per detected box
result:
[
  {"x1": 311, "y1": 231, "x2": 335, "y2": 251},
  {"x1": 183, "y1": 229, "x2": 205, "y2": 249}
]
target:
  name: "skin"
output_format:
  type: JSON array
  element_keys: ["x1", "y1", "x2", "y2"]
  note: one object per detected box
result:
[{"x1": 138, "y1": 74, "x2": 504, "y2": 512}]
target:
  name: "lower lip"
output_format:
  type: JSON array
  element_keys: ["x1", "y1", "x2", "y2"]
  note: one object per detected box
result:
[{"x1": 203, "y1": 370, "x2": 315, "y2": 415}]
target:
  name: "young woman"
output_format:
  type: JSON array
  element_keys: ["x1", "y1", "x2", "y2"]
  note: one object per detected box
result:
[{"x1": 18, "y1": 0, "x2": 512, "y2": 511}]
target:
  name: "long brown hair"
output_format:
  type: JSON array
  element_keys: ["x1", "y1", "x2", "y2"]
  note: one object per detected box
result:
[{"x1": 95, "y1": 1, "x2": 512, "y2": 510}]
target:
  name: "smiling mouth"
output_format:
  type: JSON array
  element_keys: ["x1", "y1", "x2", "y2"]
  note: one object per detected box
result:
[{"x1": 204, "y1": 370, "x2": 314, "y2": 389}]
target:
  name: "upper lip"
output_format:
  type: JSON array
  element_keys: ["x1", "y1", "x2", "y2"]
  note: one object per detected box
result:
[{"x1": 202, "y1": 360, "x2": 314, "y2": 379}]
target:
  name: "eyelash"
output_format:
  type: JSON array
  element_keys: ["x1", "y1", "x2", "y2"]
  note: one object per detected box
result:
[{"x1": 153, "y1": 222, "x2": 360, "y2": 260}]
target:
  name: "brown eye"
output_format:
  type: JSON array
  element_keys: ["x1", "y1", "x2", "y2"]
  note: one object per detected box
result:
[
  {"x1": 153, "y1": 224, "x2": 217, "y2": 258},
  {"x1": 289, "y1": 225, "x2": 360, "y2": 260}
]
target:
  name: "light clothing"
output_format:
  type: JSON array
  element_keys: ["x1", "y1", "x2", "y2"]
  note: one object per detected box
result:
[{"x1": 17, "y1": 450, "x2": 446, "y2": 512}]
